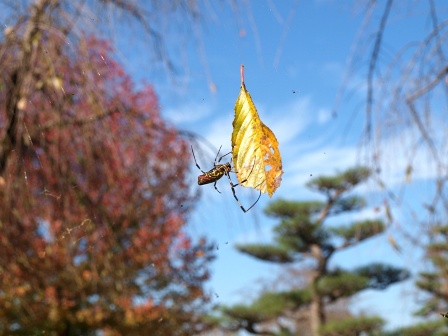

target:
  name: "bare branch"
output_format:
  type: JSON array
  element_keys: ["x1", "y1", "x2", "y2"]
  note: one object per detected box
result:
[
  {"x1": 366, "y1": 0, "x2": 393, "y2": 139},
  {"x1": 406, "y1": 65, "x2": 448, "y2": 102}
]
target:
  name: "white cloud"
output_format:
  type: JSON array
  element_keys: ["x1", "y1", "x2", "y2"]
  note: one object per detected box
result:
[
  {"x1": 317, "y1": 107, "x2": 332, "y2": 124},
  {"x1": 188, "y1": 93, "x2": 445, "y2": 217},
  {"x1": 164, "y1": 101, "x2": 212, "y2": 124},
  {"x1": 187, "y1": 95, "x2": 330, "y2": 158},
  {"x1": 262, "y1": 96, "x2": 314, "y2": 145},
  {"x1": 284, "y1": 145, "x2": 358, "y2": 190},
  {"x1": 279, "y1": 119, "x2": 447, "y2": 198},
  {"x1": 203, "y1": 95, "x2": 315, "y2": 152},
  {"x1": 369, "y1": 124, "x2": 445, "y2": 186},
  {"x1": 204, "y1": 114, "x2": 234, "y2": 152}
]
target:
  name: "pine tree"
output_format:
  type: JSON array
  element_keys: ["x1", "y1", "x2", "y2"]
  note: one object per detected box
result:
[
  {"x1": 217, "y1": 167, "x2": 409, "y2": 336},
  {"x1": 401, "y1": 224, "x2": 448, "y2": 335},
  {"x1": 416, "y1": 224, "x2": 448, "y2": 316},
  {"x1": 384, "y1": 320, "x2": 448, "y2": 336}
]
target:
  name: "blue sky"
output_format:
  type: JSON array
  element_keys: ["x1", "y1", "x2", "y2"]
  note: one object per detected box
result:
[{"x1": 113, "y1": 0, "x2": 440, "y2": 331}]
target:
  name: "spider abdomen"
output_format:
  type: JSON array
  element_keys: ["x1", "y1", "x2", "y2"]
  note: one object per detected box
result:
[
  {"x1": 191, "y1": 145, "x2": 260, "y2": 212},
  {"x1": 197, "y1": 163, "x2": 231, "y2": 185}
]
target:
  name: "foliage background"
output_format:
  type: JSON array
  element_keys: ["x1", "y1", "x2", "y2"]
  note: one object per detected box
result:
[{"x1": 1, "y1": 0, "x2": 448, "y2": 334}]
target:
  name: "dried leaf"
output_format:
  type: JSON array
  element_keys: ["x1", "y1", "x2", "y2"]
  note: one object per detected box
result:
[
  {"x1": 231, "y1": 65, "x2": 283, "y2": 197},
  {"x1": 387, "y1": 234, "x2": 401, "y2": 253},
  {"x1": 377, "y1": 179, "x2": 386, "y2": 190},
  {"x1": 384, "y1": 200, "x2": 393, "y2": 225},
  {"x1": 405, "y1": 164, "x2": 412, "y2": 183}
]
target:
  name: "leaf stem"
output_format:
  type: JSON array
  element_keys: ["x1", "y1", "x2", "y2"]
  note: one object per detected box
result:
[{"x1": 240, "y1": 64, "x2": 245, "y2": 85}]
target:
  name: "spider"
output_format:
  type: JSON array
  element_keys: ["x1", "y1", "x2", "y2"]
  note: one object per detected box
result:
[{"x1": 191, "y1": 145, "x2": 261, "y2": 213}]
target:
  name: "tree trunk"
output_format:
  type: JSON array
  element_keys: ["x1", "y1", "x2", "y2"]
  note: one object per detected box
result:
[
  {"x1": 0, "y1": 0, "x2": 58, "y2": 175},
  {"x1": 309, "y1": 244, "x2": 328, "y2": 336},
  {"x1": 309, "y1": 282, "x2": 325, "y2": 336}
]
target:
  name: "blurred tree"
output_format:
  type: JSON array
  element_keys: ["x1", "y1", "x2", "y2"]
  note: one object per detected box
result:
[
  {"x1": 345, "y1": 3, "x2": 448, "y2": 334},
  {"x1": 384, "y1": 319, "x2": 448, "y2": 336},
  {"x1": 213, "y1": 167, "x2": 409, "y2": 336},
  {"x1": 343, "y1": 1, "x2": 448, "y2": 235},
  {"x1": 402, "y1": 223, "x2": 448, "y2": 334},
  {"x1": 0, "y1": 4, "x2": 215, "y2": 335},
  {"x1": 0, "y1": 0, "x2": 249, "y2": 94}
]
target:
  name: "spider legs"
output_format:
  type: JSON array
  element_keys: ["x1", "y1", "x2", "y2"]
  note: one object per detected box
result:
[
  {"x1": 216, "y1": 146, "x2": 232, "y2": 165},
  {"x1": 224, "y1": 172, "x2": 262, "y2": 213},
  {"x1": 191, "y1": 144, "x2": 261, "y2": 212},
  {"x1": 192, "y1": 145, "x2": 231, "y2": 169},
  {"x1": 191, "y1": 145, "x2": 206, "y2": 174}
]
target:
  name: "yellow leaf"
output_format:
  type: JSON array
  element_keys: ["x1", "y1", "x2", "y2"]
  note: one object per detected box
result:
[{"x1": 231, "y1": 65, "x2": 283, "y2": 197}]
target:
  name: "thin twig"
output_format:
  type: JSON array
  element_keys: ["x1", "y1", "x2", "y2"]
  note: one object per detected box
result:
[{"x1": 366, "y1": 0, "x2": 393, "y2": 139}]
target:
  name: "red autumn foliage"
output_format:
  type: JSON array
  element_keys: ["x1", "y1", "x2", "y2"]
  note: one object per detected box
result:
[{"x1": 0, "y1": 29, "x2": 214, "y2": 335}]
